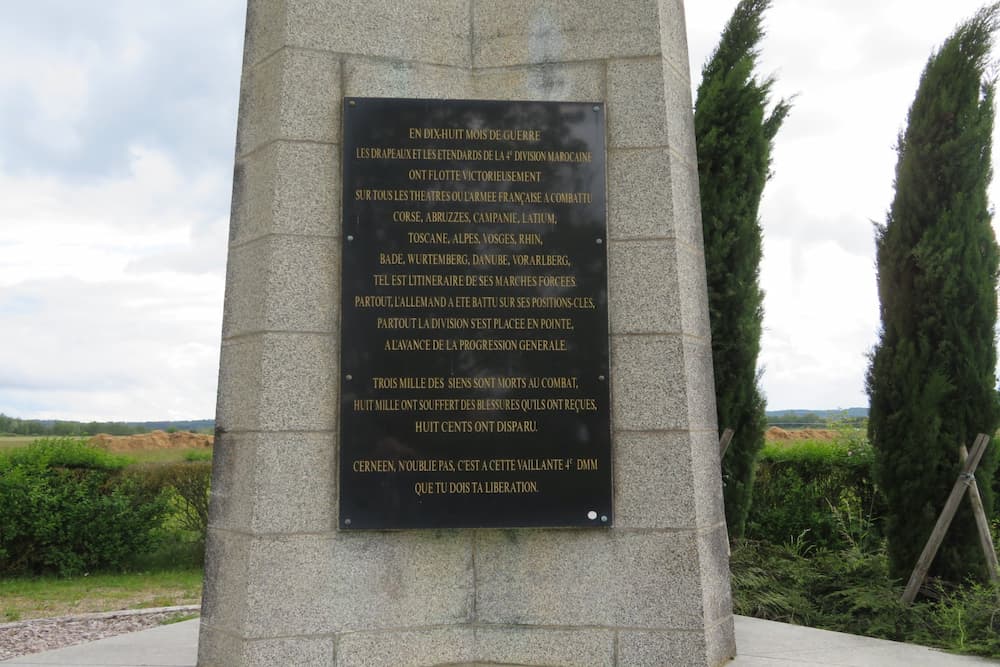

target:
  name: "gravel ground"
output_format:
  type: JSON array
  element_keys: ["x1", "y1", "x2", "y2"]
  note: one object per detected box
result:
[{"x1": 0, "y1": 606, "x2": 200, "y2": 660}]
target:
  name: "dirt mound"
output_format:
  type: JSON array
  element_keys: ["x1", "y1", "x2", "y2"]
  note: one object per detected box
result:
[
  {"x1": 765, "y1": 427, "x2": 837, "y2": 441},
  {"x1": 88, "y1": 430, "x2": 213, "y2": 452}
]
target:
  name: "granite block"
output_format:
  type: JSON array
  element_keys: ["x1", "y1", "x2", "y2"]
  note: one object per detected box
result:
[
  {"x1": 608, "y1": 239, "x2": 681, "y2": 335},
  {"x1": 607, "y1": 148, "x2": 674, "y2": 241},
  {"x1": 221, "y1": 240, "x2": 267, "y2": 338},
  {"x1": 196, "y1": 624, "x2": 240, "y2": 667},
  {"x1": 669, "y1": 152, "x2": 705, "y2": 252},
  {"x1": 698, "y1": 524, "x2": 734, "y2": 626},
  {"x1": 206, "y1": 431, "x2": 254, "y2": 532},
  {"x1": 683, "y1": 338, "x2": 718, "y2": 431},
  {"x1": 242, "y1": 535, "x2": 337, "y2": 638},
  {"x1": 658, "y1": 0, "x2": 692, "y2": 80},
  {"x1": 259, "y1": 333, "x2": 337, "y2": 431},
  {"x1": 474, "y1": 530, "x2": 703, "y2": 628},
  {"x1": 343, "y1": 58, "x2": 468, "y2": 100},
  {"x1": 216, "y1": 333, "x2": 337, "y2": 432},
  {"x1": 240, "y1": 636, "x2": 335, "y2": 667},
  {"x1": 288, "y1": 0, "x2": 470, "y2": 67},
  {"x1": 264, "y1": 234, "x2": 339, "y2": 332},
  {"x1": 676, "y1": 244, "x2": 711, "y2": 338},
  {"x1": 231, "y1": 141, "x2": 339, "y2": 246},
  {"x1": 199, "y1": 529, "x2": 252, "y2": 632},
  {"x1": 238, "y1": 48, "x2": 341, "y2": 158},
  {"x1": 662, "y1": 61, "x2": 698, "y2": 166},
  {"x1": 689, "y1": 429, "x2": 727, "y2": 529},
  {"x1": 706, "y1": 615, "x2": 738, "y2": 667},
  {"x1": 208, "y1": 532, "x2": 476, "y2": 640},
  {"x1": 610, "y1": 334, "x2": 687, "y2": 431},
  {"x1": 613, "y1": 431, "x2": 695, "y2": 530},
  {"x1": 472, "y1": 0, "x2": 661, "y2": 67},
  {"x1": 242, "y1": 432, "x2": 336, "y2": 533},
  {"x1": 617, "y1": 629, "x2": 708, "y2": 667},
  {"x1": 336, "y1": 627, "x2": 475, "y2": 667},
  {"x1": 472, "y1": 62, "x2": 605, "y2": 101},
  {"x1": 216, "y1": 337, "x2": 263, "y2": 433},
  {"x1": 222, "y1": 234, "x2": 339, "y2": 337},
  {"x1": 475, "y1": 625, "x2": 614, "y2": 666},
  {"x1": 607, "y1": 58, "x2": 668, "y2": 149},
  {"x1": 243, "y1": 0, "x2": 286, "y2": 69}
]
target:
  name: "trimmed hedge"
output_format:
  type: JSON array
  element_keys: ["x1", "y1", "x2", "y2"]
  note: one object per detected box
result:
[
  {"x1": 131, "y1": 461, "x2": 211, "y2": 537},
  {"x1": 0, "y1": 439, "x2": 169, "y2": 575},
  {"x1": 745, "y1": 435, "x2": 884, "y2": 551}
]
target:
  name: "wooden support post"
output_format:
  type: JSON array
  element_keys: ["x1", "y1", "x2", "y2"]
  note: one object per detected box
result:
[
  {"x1": 960, "y1": 444, "x2": 1000, "y2": 584},
  {"x1": 719, "y1": 428, "x2": 735, "y2": 457},
  {"x1": 718, "y1": 427, "x2": 735, "y2": 558},
  {"x1": 901, "y1": 433, "x2": 990, "y2": 605}
]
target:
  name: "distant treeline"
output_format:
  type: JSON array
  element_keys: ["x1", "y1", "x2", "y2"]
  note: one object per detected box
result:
[
  {"x1": 765, "y1": 409, "x2": 868, "y2": 429},
  {"x1": 0, "y1": 414, "x2": 214, "y2": 437}
]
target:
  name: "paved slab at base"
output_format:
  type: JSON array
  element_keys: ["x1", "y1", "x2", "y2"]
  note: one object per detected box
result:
[
  {"x1": 0, "y1": 620, "x2": 198, "y2": 666},
  {"x1": 731, "y1": 616, "x2": 999, "y2": 666},
  {"x1": 4, "y1": 617, "x2": 997, "y2": 667}
]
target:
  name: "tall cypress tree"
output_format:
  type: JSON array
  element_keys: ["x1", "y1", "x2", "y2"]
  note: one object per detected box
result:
[
  {"x1": 695, "y1": 0, "x2": 789, "y2": 538},
  {"x1": 867, "y1": 5, "x2": 1000, "y2": 583}
]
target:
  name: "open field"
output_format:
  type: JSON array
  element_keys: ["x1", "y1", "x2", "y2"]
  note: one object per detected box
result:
[
  {"x1": 0, "y1": 569, "x2": 203, "y2": 622},
  {"x1": 0, "y1": 436, "x2": 57, "y2": 451},
  {"x1": 0, "y1": 433, "x2": 212, "y2": 464}
]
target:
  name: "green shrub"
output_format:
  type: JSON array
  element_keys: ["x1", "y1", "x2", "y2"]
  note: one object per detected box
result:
[
  {"x1": 131, "y1": 461, "x2": 211, "y2": 538},
  {"x1": 916, "y1": 581, "x2": 1000, "y2": 656},
  {"x1": 0, "y1": 439, "x2": 169, "y2": 576},
  {"x1": 746, "y1": 435, "x2": 883, "y2": 551}
]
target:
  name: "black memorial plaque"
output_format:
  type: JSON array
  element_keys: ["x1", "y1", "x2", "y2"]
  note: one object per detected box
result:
[{"x1": 339, "y1": 97, "x2": 611, "y2": 529}]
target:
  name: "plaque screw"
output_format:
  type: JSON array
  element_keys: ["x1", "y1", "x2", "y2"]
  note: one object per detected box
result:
[
  {"x1": 595, "y1": 238, "x2": 603, "y2": 245},
  {"x1": 349, "y1": 100, "x2": 356, "y2": 106},
  {"x1": 345, "y1": 518, "x2": 352, "y2": 526},
  {"x1": 598, "y1": 374, "x2": 606, "y2": 381},
  {"x1": 587, "y1": 510, "x2": 598, "y2": 520},
  {"x1": 601, "y1": 515, "x2": 609, "y2": 523},
  {"x1": 345, "y1": 374, "x2": 353, "y2": 381},
  {"x1": 347, "y1": 235, "x2": 354, "y2": 242},
  {"x1": 592, "y1": 105, "x2": 599, "y2": 112}
]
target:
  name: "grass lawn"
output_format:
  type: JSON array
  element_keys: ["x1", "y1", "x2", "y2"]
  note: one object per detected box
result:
[
  {"x1": 124, "y1": 448, "x2": 212, "y2": 464},
  {"x1": 0, "y1": 569, "x2": 203, "y2": 622}
]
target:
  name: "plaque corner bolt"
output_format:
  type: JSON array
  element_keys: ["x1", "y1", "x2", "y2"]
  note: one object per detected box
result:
[
  {"x1": 348, "y1": 99, "x2": 356, "y2": 107},
  {"x1": 595, "y1": 237, "x2": 603, "y2": 245},
  {"x1": 344, "y1": 518, "x2": 352, "y2": 526},
  {"x1": 345, "y1": 374, "x2": 353, "y2": 381},
  {"x1": 347, "y1": 234, "x2": 355, "y2": 242}
]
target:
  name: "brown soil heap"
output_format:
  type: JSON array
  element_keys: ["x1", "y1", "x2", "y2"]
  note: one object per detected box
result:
[{"x1": 88, "y1": 430, "x2": 213, "y2": 452}]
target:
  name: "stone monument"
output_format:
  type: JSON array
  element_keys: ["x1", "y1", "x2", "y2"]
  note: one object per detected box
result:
[{"x1": 199, "y1": 1, "x2": 735, "y2": 665}]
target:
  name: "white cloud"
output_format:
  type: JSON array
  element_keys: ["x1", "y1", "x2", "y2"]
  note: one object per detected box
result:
[{"x1": 0, "y1": 141, "x2": 229, "y2": 420}]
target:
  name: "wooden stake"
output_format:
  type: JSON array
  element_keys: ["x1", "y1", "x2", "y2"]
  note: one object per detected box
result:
[
  {"x1": 900, "y1": 433, "x2": 990, "y2": 605},
  {"x1": 719, "y1": 428, "x2": 735, "y2": 457},
  {"x1": 960, "y1": 444, "x2": 1000, "y2": 584},
  {"x1": 719, "y1": 427, "x2": 735, "y2": 558}
]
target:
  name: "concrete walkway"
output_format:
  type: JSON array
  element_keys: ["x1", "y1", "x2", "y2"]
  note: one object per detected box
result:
[{"x1": 2, "y1": 616, "x2": 998, "y2": 666}]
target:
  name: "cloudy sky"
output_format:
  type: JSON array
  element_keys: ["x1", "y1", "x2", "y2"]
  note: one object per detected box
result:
[{"x1": 0, "y1": 1, "x2": 997, "y2": 421}]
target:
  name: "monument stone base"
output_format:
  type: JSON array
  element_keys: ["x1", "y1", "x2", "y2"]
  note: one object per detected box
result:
[{"x1": 199, "y1": 2, "x2": 735, "y2": 665}]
